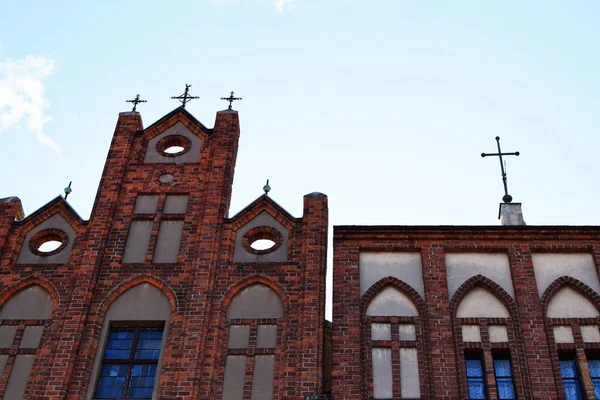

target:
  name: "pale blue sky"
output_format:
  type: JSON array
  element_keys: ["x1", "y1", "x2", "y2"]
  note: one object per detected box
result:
[{"x1": 1, "y1": 1, "x2": 599, "y2": 316}]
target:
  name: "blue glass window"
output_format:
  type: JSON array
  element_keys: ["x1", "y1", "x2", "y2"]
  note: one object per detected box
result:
[
  {"x1": 95, "y1": 326, "x2": 164, "y2": 399},
  {"x1": 560, "y1": 358, "x2": 584, "y2": 400},
  {"x1": 588, "y1": 358, "x2": 600, "y2": 400},
  {"x1": 493, "y1": 357, "x2": 516, "y2": 399},
  {"x1": 466, "y1": 355, "x2": 487, "y2": 399}
]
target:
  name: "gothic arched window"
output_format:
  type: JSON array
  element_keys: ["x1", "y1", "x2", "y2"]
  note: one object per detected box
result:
[
  {"x1": 88, "y1": 283, "x2": 172, "y2": 399},
  {"x1": 544, "y1": 282, "x2": 600, "y2": 400},
  {"x1": 364, "y1": 284, "x2": 425, "y2": 399},
  {"x1": 222, "y1": 284, "x2": 284, "y2": 400},
  {"x1": 0, "y1": 285, "x2": 53, "y2": 399},
  {"x1": 454, "y1": 285, "x2": 522, "y2": 400}
]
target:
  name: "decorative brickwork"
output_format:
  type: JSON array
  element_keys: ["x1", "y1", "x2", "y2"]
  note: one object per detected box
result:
[
  {"x1": 333, "y1": 226, "x2": 600, "y2": 399},
  {"x1": 0, "y1": 107, "x2": 328, "y2": 399}
]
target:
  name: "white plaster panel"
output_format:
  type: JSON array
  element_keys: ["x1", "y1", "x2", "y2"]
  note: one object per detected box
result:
[
  {"x1": 547, "y1": 287, "x2": 600, "y2": 318},
  {"x1": 0, "y1": 326, "x2": 17, "y2": 348},
  {"x1": 366, "y1": 287, "x2": 418, "y2": 317},
  {"x1": 228, "y1": 325, "x2": 250, "y2": 349},
  {"x1": 400, "y1": 348, "x2": 421, "y2": 399},
  {"x1": 372, "y1": 348, "x2": 393, "y2": 399},
  {"x1": 532, "y1": 253, "x2": 600, "y2": 297},
  {"x1": 0, "y1": 286, "x2": 52, "y2": 319},
  {"x1": 222, "y1": 355, "x2": 247, "y2": 400},
  {"x1": 163, "y1": 195, "x2": 188, "y2": 214},
  {"x1": 489, "y1": 325, "x2": 509, "y2": 343},
  {"x1": 5, "y1": 354, "x2": 35, "y2": 399},
  {"x1": 122, "y1": 220, "x2": 152, "y2": 263},
  {"x1": 359, "y1": 252, "x2": 424, "y2": 297},
  {"x1": 462, "y1": 325, "x2": 481, "y2": 342},
  {"x1": 19, "y1": 326, "x2": 44, "y2": 348},
  {"x1": 371, "y1": 323, "x2": 391, "y2": 341},
  {"x1": 0, "y1": 355, "x2": 7, "y2": 375},
  {"x1": 233, "y1": 212, "x2": 289, "y2": 263},
  {"x1": 17, "y1": 213, "x2": 76, "y2": 264},
  {"x1": 227, "y1": 284, "x2": 284, "y2": 320},
  {"x1": 256, "y1": 325, "x2": 278, "y2": 348},
  {"x1": 581, "y1": 326, "x2": 600, "y2": 343},
  {"x1": 398, "y1": 324, "x2": 416, "y2": 341},
  {"x1": 144, "y1": 121, "x2": 202, "y2": 164},
  {"x1": 153, "y1": 220, "x2": 184, "y2": 263},
  {"x1": 250, "y1": 355, "x2": 276, "y2": 400},
  {"x1": 446, "y1": 253, "x2": 514, "y2": 300},
  {"x1": 553, "y1": 326, "x2": 575, "y2": 343},
  {"x1": 456, "y1": 287, "x2": 509, "y2": 318},
  {"x1": 134, "y1": 195, "x2": 159, "y2": 214}
]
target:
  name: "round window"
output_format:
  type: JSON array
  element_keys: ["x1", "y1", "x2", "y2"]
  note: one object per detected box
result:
[
  {"x1": 242, "y1": 226, "x2": 283, "y2": 255},
  {"x1": 29, "y1": 229, "x2": 69, "y2": 256},
  {"x1": 156, "y1": 135, "x2": 192, "y2": 157}
]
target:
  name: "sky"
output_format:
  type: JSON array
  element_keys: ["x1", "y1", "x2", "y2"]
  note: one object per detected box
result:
[{"x1": 1, "y1": 1, "x2": 600, "y2": 318}]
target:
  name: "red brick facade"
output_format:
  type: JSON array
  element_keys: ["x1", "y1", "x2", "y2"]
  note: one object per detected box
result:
[
  {"x1": 4, "y1": 104, "x2": 600, "y2": 400},
  {"x1": 333, "y1": 226, "x2": 600, "y2": 399},
  {"x1": 0, "y1": 107, "x2": 328, "y2": 399}
]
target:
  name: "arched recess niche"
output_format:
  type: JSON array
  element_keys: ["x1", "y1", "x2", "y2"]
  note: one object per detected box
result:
[{"x1": 86, "y1": 283, "x2": 172, "y2": 400}]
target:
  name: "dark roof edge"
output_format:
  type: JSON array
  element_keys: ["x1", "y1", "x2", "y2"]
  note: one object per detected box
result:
[
  {"x1": 335, "y1": 224, "x2": 600, "y2": 232},
  {"x1": 227, "y1": 194, "x2": 299, "y2": 223},
  {"x1": 142, "y1": 106, "x2": 213, "y2": 134},
  {"x1": 16, "y1": 196, "x2": 86, "y2": 225}
]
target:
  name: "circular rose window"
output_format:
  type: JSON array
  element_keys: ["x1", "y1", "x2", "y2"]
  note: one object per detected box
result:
[
  {"x1": 29, "y1": 229, "x2": 69, "y2": 256},
  {"x1": 242, "y1": 226, "x2": 283, "y2": 255},
  {"x1": 156, "y1": 135, "x2": 192, "y2": 157}
]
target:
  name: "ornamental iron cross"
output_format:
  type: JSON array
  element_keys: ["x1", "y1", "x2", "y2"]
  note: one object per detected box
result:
[
  {"x1": 221, "y1": 91, "x2": 242, "y2": 110},
  {"x1": 171, "y1": 84, "x2": 199, "y2": 108},
  {"x1": 481, "y1": 136, "x2": 520, "y2": 203},
  {"x1": 126, "y1": 94, "x2": 147, "y2": 112}
]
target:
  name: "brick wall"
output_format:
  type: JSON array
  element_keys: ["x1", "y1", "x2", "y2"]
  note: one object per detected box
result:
[
  {"x1": 0, "y1": 107, "x2": 328, "y2": 399},
  {"x1": 332, "y1": 225, "x2": 600, "y2": 399}
]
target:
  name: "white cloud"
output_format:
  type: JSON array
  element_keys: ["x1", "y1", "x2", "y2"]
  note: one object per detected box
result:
[
  {"x1": 275, "y1": 0, "x2": 295, "y2": 13},
  {"x1": 0, "y1": 56, "x2": 60, "y2": 157},
  {"x1": 210, "y1": 0, "x2": 295, "y2": 13}
]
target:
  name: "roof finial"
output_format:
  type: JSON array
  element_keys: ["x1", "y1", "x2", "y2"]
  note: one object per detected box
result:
[
  {"x1": 481, "y1": 136, "x2": 520, "y2": 203},
  {"x1": 125, "y1": 94, "x2": 147, "y2": 112},
  {"x1": 220, "y1": 91, "x2": 242, "y2": 110},
  {"x1": 171, "y1": 84, "x2": 199, "y2": 108},
  {"x1": 64, "y1": 181, "x2": 72, "y2": 201},
  {"x1": 263, "y1": 179, "x2": 271, "y2": 196}
]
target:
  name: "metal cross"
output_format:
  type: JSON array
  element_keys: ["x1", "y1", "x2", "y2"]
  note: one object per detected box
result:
[
  {"x1": 221, "y1": 91, "x2": 242, "y2": 110},
  {"x1": 126, "y1": 94, "x2": 147, "y2": 112},
  {"x1": 481, "y1": 136, "x2": 520, "y2": 203},
  {"x1": 171, "y1": 84, "x2": 199, "y2": 108}
]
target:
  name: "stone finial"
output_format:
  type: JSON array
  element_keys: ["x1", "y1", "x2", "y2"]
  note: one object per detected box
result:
[{"x1": 499, "y1": 202, "x2": 525, "y2": 226}]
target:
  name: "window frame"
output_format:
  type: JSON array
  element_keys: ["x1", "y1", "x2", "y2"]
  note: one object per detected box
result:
[
  {"x1": 559, "y1": 354, "x2": 584, "y2": 400},
  {"x1": 465, "y1": 351, "x2": 488, "y2": 400},
  {"x1": 492, "y1": 353, "x2": 516, "y2": 400},
  {"x1": 588, "y1": 355, "x2": 600, "y2": 399},
  {"x1": 94, "y1": 321, "x2": 165, "y2": 400}
]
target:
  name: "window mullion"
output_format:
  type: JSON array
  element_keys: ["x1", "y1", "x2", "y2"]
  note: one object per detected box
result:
[{"x1": 122, "y1": 328, "x2": 141, "y2": 399}]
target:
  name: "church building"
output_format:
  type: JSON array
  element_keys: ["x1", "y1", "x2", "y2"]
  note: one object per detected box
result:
[
  {"x1": 1, "y1": 94, "x2": 600, "y2": 400},
  {"x1": 0, "y1": 99, "x2": 327, "y2": 399}
]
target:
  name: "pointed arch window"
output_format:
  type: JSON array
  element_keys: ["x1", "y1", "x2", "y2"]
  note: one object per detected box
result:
[
  {"x1": 544, "y1": 283, "x2": 600, "y2": 400},
  {"x1": 454, "y1": 285, "x2": 520, "y2": 400},
  {"x1": 88, "y1": 283, "x2": 172, "y2": 399},
  {"x1": 222, "y1": 284, "x2": 283, "y2": 400},
  {"x1": 364, "y1": 284, "x2": 424, "y2": 399},
  {"x1": 0, "y1": 285, "x2": 53, "y2": 399}
]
